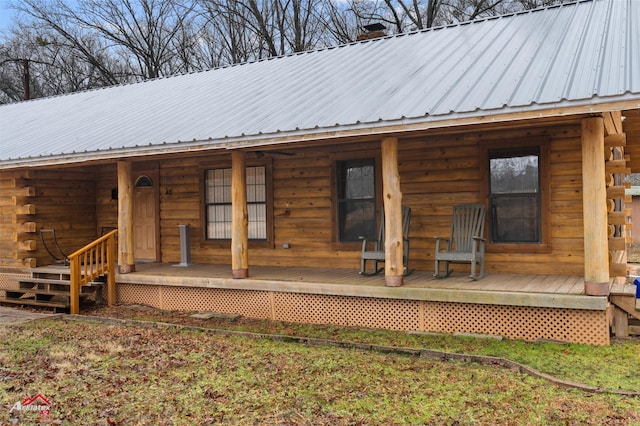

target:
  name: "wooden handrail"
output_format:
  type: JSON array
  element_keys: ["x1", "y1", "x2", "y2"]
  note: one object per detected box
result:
[{"x1": 68, "y1": 229, "x2": 117, "y2": 314}]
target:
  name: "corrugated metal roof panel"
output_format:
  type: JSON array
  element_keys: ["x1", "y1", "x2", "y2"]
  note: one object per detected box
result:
[{"x1": 1, "y1": 0, "x2": 640, "y2": 166}]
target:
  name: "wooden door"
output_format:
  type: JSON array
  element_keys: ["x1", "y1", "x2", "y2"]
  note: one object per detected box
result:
[{"x1": 133, "y1": 179, "x2": 157, "y2": 261}]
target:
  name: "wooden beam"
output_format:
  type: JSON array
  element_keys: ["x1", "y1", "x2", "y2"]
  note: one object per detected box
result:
[
  {"x1": 612, "y1": 305, "x2": 629, "y2": 337},
  {"x1": 11, "y1": 186, "x2": 35, "y2": 197},
  {"x1": 604, "y1": 133, "x2": 626, "y2": 147},
  {"x1": 17, "y1": 240, "x2": 36, "y2": 251},
  {"x1": 581, "y1": 117, "x2": 609, "y2": 295},
  {"x1": 611, "y1": 295, "x2": 640, "y2": 321},
  {"x1": 603, "y1": 111, "x2": 623, "y2": 135},
  {"x1": 608, "y1": 237, "x2": 626, "y2": 251},
  {"x1": 0, "y1": 232, "x2": 17, "y2": 242},
  {"x1": 608, "y1": 211, "x2": 628, "y2": 225},
  {"x1": 605, "y1": 159, "x2": 628, "y2": 174},
  {"x1": 117, "y1": 161, "x2": 135, "y2": 273},
  {"x1": 231, "y1": 151, "x2": 249, "y2": 278},
  {"x1": 18, "y1": 222, "x2": 36, "y2": 233},
  {"x1": 606, "y1": 186, "x2": 625, "y2": 199},
  {"x1": 381, "y1": 137, "x2": 403, "y2": 287},
  {"x1": 610, "y1": 262, "x2": 627, "y2": 277}
]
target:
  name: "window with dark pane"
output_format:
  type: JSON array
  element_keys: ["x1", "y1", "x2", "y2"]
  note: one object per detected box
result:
[
  {"x1": 337, "y1": 158, "x2": 376, "y2": 242},
  {"x1": 489, "y1": 148, "x2": 540, "y2": 243},
  {"x1": 205, "y1": 166, "x2": 266, "y2": 240}
]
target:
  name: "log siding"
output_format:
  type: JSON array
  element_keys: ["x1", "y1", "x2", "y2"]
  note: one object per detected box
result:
[{"x1": 3, "y1": 120, "x2": 591, "y2": 279}]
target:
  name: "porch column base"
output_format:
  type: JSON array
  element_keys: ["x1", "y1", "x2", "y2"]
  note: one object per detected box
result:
[
  {"x1": 584, "y1": 281, "x2": 610, "y2": 296},
  {"x1": 233, "y1": 268, "x2": 248, "y2": 279},
  {"x1": 118, "y1": 264, "x2": 135, "y2": 274},
  {"x1": 385, "y1": 275, "x2": 403, "y2": 287}
]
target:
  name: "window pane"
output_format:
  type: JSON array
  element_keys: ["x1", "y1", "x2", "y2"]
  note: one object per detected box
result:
[
  {"x1": 490, "y1": 155, "x2": 538, "y2": 194},
  {"x1": 337, "y1": 159, "x2": 376, "y2": 242},
  {"x1": 339, "y1": 159, "x2": 375, "y2": 200},
  {"x1": 489, "y1": 150, "x2": 540, "y2": 244},
  {"x1": 491, "y1": 195, "x2": 539, "y2": 242},
  {"x1": 207, "y1": 205, "x2": 232, "y2": 239},
  {"x1": 339, "y1": 200, "x2": 376, "y2": 242},
  {"x1": 205, "y1": 166, "x2": 267, "y2": 241},
  {"x1": 248, "y1": 203, "x2": 266, "y2": 239},
  {"x1": 221, "y1": 169, "x2": 232, "y2": 203},
  {"x1": 247, "y1": 167, "x2": 266, "y2": 203}
]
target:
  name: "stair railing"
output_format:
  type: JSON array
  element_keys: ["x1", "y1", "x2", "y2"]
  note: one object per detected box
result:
[{"x1": 67, "y1": 229, "x2": 118, "y2": 314}]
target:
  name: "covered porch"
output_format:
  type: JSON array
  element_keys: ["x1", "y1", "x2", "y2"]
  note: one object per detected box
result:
[{"x1": 113, "y1": 262, "x2": 615, "y2": 345}]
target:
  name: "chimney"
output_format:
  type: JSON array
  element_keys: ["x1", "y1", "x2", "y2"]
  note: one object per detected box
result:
[{"x1": 356, "y1": 23, "x2": 387, "y2": 41}]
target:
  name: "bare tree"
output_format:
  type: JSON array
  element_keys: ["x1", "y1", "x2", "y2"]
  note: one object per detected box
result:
[
  {"x1": 0, "y1": 0, "x2": 571, "y2": 104},
  {"x1": 0, "y1": 22, "x2": 123, "y2": 102},
  {"x1": 199, "y1": 0, "x2": 327, "y2": 60},
  {"x1": 13, "y1": 0, "x2": 198, "y2": 81},
  {"x1": 347, "y1": 0, "x2": 567, "y2": 34}
]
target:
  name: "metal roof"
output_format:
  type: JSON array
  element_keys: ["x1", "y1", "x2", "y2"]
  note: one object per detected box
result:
[{"x1": 1, "y1": 0, "x2": 640, "y2": 168}]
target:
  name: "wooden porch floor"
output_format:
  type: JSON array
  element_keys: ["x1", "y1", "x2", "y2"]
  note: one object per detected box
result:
[{"x1": 112, "y1": 263, "x2": 609, "y2": 311}]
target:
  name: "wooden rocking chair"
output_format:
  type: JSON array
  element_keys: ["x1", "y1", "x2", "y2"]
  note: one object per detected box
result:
[
  {"x1": 434, "y1": 204, "x2": 486, "y2": 280},
  {"x1": 359, "y1": 205, "x2": 412, "y2": 276}
]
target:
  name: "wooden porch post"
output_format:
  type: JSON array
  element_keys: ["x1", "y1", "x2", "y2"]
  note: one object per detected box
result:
[
  {"x1": 381, "y1": 137, "x2": 404, "y2": 287},
  {"x1": 231, "y1": 151, "x2": 249, "y2": 278},
  {"x1": 581, "y1": 117, "x2": 609, "y2": 295},
  {"x1": 117, "y1": 161, "x2": 135, "y2": 273}
]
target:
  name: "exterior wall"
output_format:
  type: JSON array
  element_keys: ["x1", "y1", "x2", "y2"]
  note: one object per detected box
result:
[
  {"x1": 0, "y1": 170, "x2": 35, "y2": 270},
  {"x1": 143, "y1": 121, "x2": 586, "y2": 276},
  {"x1": 400, "y1": 124, "x2": 585, "y2": 276},
  {"x1": 116, "y1": 282, "x2": 610, "y2": 345},
  {"x1": 6, "y1": 120, "x2": 586, "y2": 276},
  {"x1": 28, "y1": 168, "x2": 99, "y2": 267},
  {"x1": 630, "y1": 196, "x2": 640, "y2": 244},
  {"x1": 0, "y1": 168, "x2": 99, "y2": 270},
  {"x1": 625, "y1": 110, "x2": 640, "y2": 173},
  {"x1": 96, "y1": 164, "x2": 118, "y2": 235}
]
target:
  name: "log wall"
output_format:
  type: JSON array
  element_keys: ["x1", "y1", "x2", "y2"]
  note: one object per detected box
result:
[
  {"x1": 126, "y1": 122, "x2": 587, "y2": 276},
  {"x1": 1, "y1": 168, "x2": 99, "y2": 269},
  {"x1": 0, "y1": 170, "x2": 36, "y2": 270},
  {"x1": 7, "y1": 120, "x2": 589, "y2": 276},
  {"x1": 28, "y1": 168, "x2": 98, "y2": 266},
  {"x1": 96, "y1": 165, "x2": 118, "y2": 236},
  {"x1": 624, "y1": 109, "x2": 640, "y2": 173}
]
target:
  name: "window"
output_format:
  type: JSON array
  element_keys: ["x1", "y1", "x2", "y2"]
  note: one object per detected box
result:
[
  {"x1": 489, "y1": 148, "x2": 540, "y2": 243},
  {"x1": 135, "y1": 175, "x2": 153, "y2": 187},
  {"x1": 205, "y1": 166, "x2": 267, "y2": 240},
  {"x1": 336, "y1": 158, "x2": 377, "y2": 242}
]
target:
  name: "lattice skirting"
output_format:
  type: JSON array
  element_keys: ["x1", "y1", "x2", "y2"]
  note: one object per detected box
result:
[
  {"x1": 0, "y1": 272, "x2": 30, "y2": 294},
  {"x1": 117, "y1": 283, "x2": 610, "y2": 345}
]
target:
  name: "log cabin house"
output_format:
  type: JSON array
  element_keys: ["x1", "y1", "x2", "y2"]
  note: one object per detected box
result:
[{"x1": 1, "y1": 0, "x2": 640, "y2": 344}]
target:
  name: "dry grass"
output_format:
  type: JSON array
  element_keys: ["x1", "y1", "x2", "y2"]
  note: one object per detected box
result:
[
  {"x1": 0, "y1": 310, "x2": 639, "y2": 424},
  {"x1": 629, "y1": 244, "x2": 640, "y2": 264}
]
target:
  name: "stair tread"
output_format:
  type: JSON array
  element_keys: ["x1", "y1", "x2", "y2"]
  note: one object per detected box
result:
[
  {"x1": 0, "y1": 297, "x2": 68, "y2": 308},
  {"x1": 611, "y1": 283, "x2": 635, "y2": 296},
  {"x1": 17, "y1": 277, "x2": 105, "y2": 286},
  {"x1": 17, "y1": 277, "x2": 71, "y2": 285},
  {"x1": 7, "y1": 288, "x2": 96, "y2": 297}
]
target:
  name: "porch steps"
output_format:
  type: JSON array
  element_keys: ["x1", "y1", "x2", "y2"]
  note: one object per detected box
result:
[
  {"x1": 0, "y1": 269, "x2": 104, "y2": 312},
  {"x1": 610, "y1": 282, "x2": 640, "y2": 337}
]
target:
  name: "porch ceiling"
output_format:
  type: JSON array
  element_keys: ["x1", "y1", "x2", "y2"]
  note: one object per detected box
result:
[{"x1": 113, "y1": 263, "x2": 606, "y2": 311}]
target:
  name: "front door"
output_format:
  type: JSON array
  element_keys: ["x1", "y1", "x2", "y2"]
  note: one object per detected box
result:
[{"x1": 133, "y1": 175, "x2": 157, "y2": 261}]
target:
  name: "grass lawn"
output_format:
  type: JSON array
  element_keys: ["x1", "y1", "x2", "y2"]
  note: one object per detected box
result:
[{"x1": 0, "y1": 306, "x2": 639, "y2": 424}]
